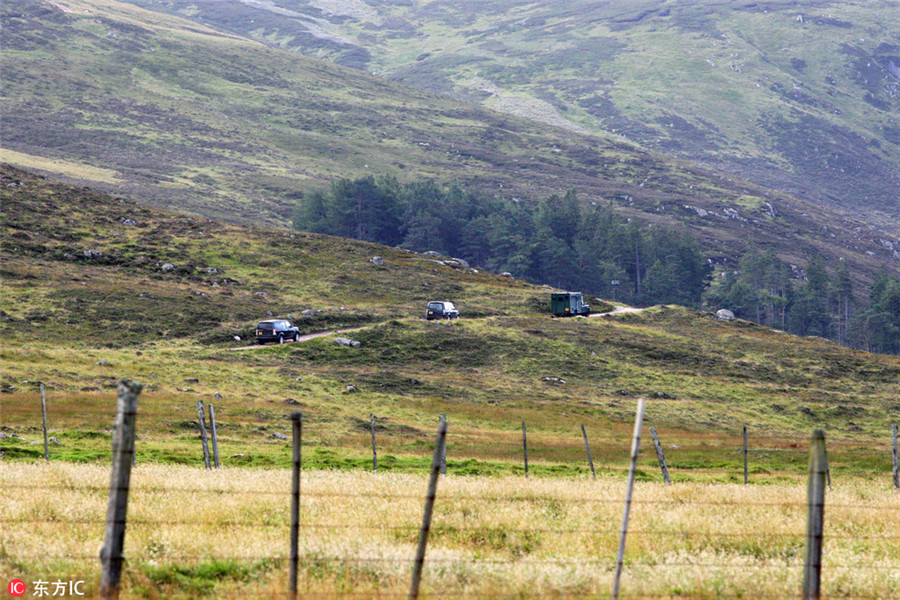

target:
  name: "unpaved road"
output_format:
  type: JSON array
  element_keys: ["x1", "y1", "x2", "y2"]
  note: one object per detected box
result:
[
  {"x1": 232, "y1": 326, "x2": 366, "y2": 350},
  {"x1": 232, "y1": 307, "x2": 639, "y2": 350},
  {"x1": 589, "y1": 305, "x2": 644, "y2": 317}
]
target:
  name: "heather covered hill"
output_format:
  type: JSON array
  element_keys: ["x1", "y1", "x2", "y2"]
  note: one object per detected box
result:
[
  {"x1": 126, "y1": 0, "x2": 900, "y2": 229},
  {"x1": 2, "y1": 0, "x2": 898, "y2": 293}
]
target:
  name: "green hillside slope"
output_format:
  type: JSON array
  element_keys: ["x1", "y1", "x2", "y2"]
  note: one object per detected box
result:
[
  {"x1": 3, "y1": 0, "x2": 899, "y2": 292},
  {"x1": 2, "y1": 167, "x2": 899, "y2": 475},
  {"x1": 124, "y1": 0, "x2": 900, "y2": 226}
]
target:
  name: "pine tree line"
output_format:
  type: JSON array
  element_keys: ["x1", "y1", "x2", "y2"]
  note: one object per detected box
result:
[
  {"x1": 292, "y1": 175, "x2": 711, "y2": 307},
  {"x1": 707, "y1": 250, "x2": 900, "y2": 354}
]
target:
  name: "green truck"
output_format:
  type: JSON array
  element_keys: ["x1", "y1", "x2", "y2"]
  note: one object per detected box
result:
[{"x1": 551, "y1": 292, "x2": 591, "y2": 317}]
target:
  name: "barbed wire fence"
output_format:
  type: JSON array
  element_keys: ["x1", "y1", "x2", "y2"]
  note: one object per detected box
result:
[{"x1": 1, "y1": 381, "x2": 899, "y2": 599}]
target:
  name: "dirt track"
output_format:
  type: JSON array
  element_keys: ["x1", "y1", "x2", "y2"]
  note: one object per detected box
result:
[{"x1": 589, "y1": 305, "x2": 643, "y2": 317}]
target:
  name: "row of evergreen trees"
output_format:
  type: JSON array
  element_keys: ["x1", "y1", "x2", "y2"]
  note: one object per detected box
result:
[
  {"x1": 708, "y1": 250, "x2": 900, "y2": 354},
  {"x1": 292, "y1": 175, "x2": 900, "y2": 354},
  {"x1": 292, "y1": 175, "x2": 712, "y2": 307}
]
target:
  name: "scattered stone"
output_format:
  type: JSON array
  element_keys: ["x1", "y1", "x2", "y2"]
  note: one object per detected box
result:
[
  {"x1": 344, "y1": 384, "x2": 358, "y2": 393},
  {"x1": 83, "y1": 249, "x2": 103, "y2": 259},
  {"x1": 254, "y1": 291, "x2": 268, "y2": 298},
  {"x1": 370, "y1": 256, "x2": 384, "y2": 266},
  {"x1": 301, "y1": 309, "x2": 316, "y2": 316},
  {"x1": 423, "y1": 250, "x2": 443, "y2": 257},
  {"x1": 654, "y1": 391, "x2": 675, "y2": 399},
  {"x1": 48, "y1": 436, "x2": 62, "y2": 446},
  {"x1": 270, "y1": 432, "x2": 288, "y2": 440},
  {"x1": 452, "y1": 257, "x2": 470, "y2": 268},
  {"x1": 541, "y1": 376, "x2": 567, "y2": 384},
  {"x1": 97, "y1": 360, "x2": 111, "y2": 366},
  {"x1": 716, "y1": 309, "x2": 735, "y2": 321},
  {"x1": 335, "y1": 337, "x2": 361, "y2": 348},
  {"x1": 500, "y1": 272, "x2": 514, "y2": 278},
  {"x1": 184, "y1": 377, "x2": 200, "y2": 383},
  {"x1": 617, "y1": 390, "x2": 631, "y2": 396},
  {"x1": 206, "y1": 267, "x2": 219, "y2": 274},
  {"x1": 119, "y1": 217, "x2": 137, "y2": 226},
  {"x1": 213, "y1": 393, "x2": 223, "y2": 400},
  {"x1": 295, "y1": 377, "x2": 303, "y2": 382},
  {"x1": 283, "y1": 398, "x2": 300, "y2": 405},
  {"x1": 233, "y1": 335, "x2": 241, "y2": 341}
]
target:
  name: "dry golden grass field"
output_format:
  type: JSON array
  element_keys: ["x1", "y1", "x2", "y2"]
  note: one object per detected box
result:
[{"x1": 1, "y1": 460, "x2": 898, "y2": 599}]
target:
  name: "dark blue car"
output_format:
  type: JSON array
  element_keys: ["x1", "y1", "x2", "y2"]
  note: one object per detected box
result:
[{"x1": 255, "y1": 319, "x2": 300, "y2": 344}]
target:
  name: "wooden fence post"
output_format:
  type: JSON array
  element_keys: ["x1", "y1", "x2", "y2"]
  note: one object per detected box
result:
[
  {"x1": 196, "y1": 400, "x2": 211, "y2": 469},
  {"x1": 581, "y1": 425, "x2": 596, "y2": 480},
  {"x1": 99, "y1": 380, "x2": 142, "y2": 600},
  {"x1": 743, "y1": 425, "x2": 748, "y2": 485},
  {"x1": 892, "y1": 423, "x2": 898, "y2": 491},
  {"x1": 289, "y1": 411, "x2": 302, "y2": 600},
  {"x1": 612, "y1": 398, "x2": 646, "y2": 600},
  {"x1": 802, "y1": 428, "x2": 827, "y2": 600},
  {"x1": 649, "y1": 427, "x2": 671, "y2": 485},
  {"x1": 40, "y1": 383, "x2": 49, "y2": 462},
  {"x1": 823, "y1": 436, "x2": 832, "y2": 490},
  {"x1": 522, "y1": 421, "x2": 529, "y2": 478},
  {"x1": 408, "y1": 417, "x2": 448, "y2": 600},
  {"x1": 439, "y1": 414, "x2": 447, "y2": 476},
  {"x1": 370, "y1": 414, "x2": 378, "y2": 473},
  {"x1": 208, "y1": 404, "x2": 220, "y2": 469}
]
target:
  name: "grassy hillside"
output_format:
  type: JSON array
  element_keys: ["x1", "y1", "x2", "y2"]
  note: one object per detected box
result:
[
  {"x1": 125, "y1": 0, "x2": 900, "y2": 226},
  {"x1": 2, "y1": 0, "x2": 898, "y2": 292},
  {"x1": 3, "y1": 168, "x2": 899, "y2": 478}
]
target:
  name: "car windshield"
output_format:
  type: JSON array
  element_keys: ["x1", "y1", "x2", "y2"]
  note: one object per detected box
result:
[{"x1": 428, "y1": 303, "x2": 442, "y2": 309}]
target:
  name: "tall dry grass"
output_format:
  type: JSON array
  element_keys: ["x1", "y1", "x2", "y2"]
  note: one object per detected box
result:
[{"x1": 0, "y1": 462, "x2": 897, "y2": 598}]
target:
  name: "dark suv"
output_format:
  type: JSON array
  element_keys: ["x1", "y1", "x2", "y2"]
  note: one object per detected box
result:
[
  {"x1": 425, "y1": 301, "x2": 459, "y2": 320},
  {"x1": 255, "y1": 319, "x2": 300, "y2": 344}
]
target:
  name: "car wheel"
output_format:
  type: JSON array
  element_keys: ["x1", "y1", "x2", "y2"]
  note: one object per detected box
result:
[
  {"x1": 294, "y1": 332, "x2": 300, "y2": 342},
  {"x1": 279, "y1": 335, "x2": 285, "y2": 344}
]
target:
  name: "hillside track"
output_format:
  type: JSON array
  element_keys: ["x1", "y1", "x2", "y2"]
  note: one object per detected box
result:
[{"x1": 589, "y1": 305, "x2": 644, "y2": 317}]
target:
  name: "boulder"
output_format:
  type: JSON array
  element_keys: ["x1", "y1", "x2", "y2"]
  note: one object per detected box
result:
[
  {"x1": 301, "y1": 309, "x2": 316, "y2": 316},
  {"x1": 335, "y1": 337, "x2": 361, "y2": 348},
  {"x1": 344, "y1": 384, "x2": 358, "y2": 393},
  {"x1": 370, "y1": 256, "x2": 384, "y2": 266},
  {"x1": 716, "y1": 309, "x2": 735, "y2": 321},
  {"x1": 541, "y1": 376, "x2": 566, "y2": 384},
  {"x1": 83, "y1": 249, "x2": 103, "y2": 259},
  {"x1": 452, "y1": 257, "x2": 470, "y2": 268},
  {"x1": 500, "y1": 272, "x2": 514, "y2": 278},
  {"x1": 270, "y1": 432, "x2": 288, "y2": 440},
  {"x1": 160, "y1": 263, "x2": 175, "y2": 272}
]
